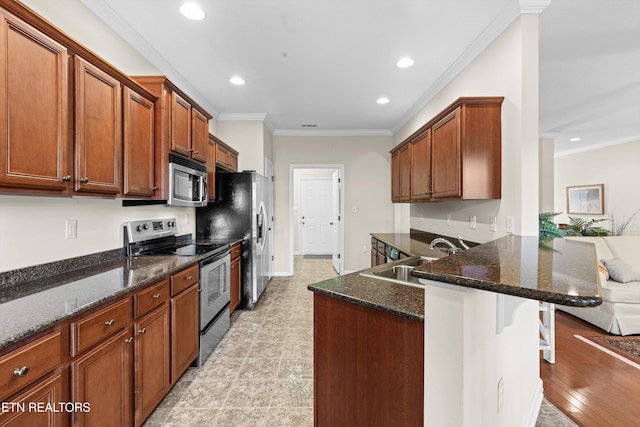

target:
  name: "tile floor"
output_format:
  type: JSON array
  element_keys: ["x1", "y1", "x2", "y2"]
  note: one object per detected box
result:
[
  {"x1": 142, "y1": 256, "x2": 336, "y2": 427},
  {"x1": 142, "y1": 256, "x2": 574, "y2": 427}
]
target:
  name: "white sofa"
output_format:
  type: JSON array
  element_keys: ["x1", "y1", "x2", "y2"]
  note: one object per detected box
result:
[{"x1": 558, "y1": 236, "x2": 640, "y2": 335}]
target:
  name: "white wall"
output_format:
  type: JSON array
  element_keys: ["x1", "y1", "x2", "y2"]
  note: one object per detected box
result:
[
  {"x1": 539, "y1": 137, "x2": 555, "y2": 212},
  {"x1": 395, "y1": 14, "x2": 542, "y2": 426},
  {"x1": 395, "y1": 15, "x2": 541, "y2": 243},
  {"x1": 216, "y1": 120, "x2": 269, "y2": 174},
  {"x1": 554, "y1": 139, "x2": 640, "y2": 234},
  {"x1": 0, "y1": 0, "x2": 195, "y2": 273},
  {"x1": 272, "y1": 135, "x2": 394, "y2": 274}
]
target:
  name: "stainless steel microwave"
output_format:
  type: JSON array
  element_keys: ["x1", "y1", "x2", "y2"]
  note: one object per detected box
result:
[{"x1": 168, "y1": 154, "x2": 208, "y2": 207}]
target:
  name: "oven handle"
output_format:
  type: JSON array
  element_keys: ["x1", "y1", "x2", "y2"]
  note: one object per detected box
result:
[{"x1": 200, "y1": 248, "x2": 231, "y2": 267}]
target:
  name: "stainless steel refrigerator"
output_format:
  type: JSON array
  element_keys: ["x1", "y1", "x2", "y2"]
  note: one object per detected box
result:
[{"x1": 196, "y1": 171, "x2": 270, "y2": 309}]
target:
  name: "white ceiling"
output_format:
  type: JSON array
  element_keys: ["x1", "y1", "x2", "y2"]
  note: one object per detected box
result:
[{"x1": 81, "y1": 0, "x2": 640, "y2": 154}]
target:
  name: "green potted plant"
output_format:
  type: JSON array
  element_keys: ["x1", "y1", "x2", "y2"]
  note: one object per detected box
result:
[
  {"x1": 539, "y1": 212, "x2": 564, "y2": 241},
  {"x1": 564, "y1": 216, "x2": 609, "y2": 236}
]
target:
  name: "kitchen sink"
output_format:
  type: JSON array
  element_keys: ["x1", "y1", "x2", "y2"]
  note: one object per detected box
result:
[{"x1": 359, "y1": 256, "x2": 440, "y2": 288}]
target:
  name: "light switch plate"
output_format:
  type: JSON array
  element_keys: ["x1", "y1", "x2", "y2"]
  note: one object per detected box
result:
[
  {"x1": 506, "y1": 216, "x2": 514, "y2": 234},
  {"x1": 65, "y1": 219, "x2": 77, "y2": 239},
  {"x1": 469, "y1": 215, "x2": 477, "y2": 229}
]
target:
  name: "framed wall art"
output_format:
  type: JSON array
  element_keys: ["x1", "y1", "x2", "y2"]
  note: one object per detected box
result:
[{"x1": 566, "y1": 184, "x2": 605, "y2": 215}]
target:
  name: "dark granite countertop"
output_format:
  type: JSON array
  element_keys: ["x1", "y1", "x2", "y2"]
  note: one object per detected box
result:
[
  {"x1": 0, "y1": 253, "x2": 202, "y2": 352},
  {"x1": 412, "y1": 235, "x2": 603, "y2": 307},
  {"x1": 308, "y1": 232, "x2": 602, "y2": 322},
  {"x1": 307, "y1": 272, "x2": 425, "y2": 322}
]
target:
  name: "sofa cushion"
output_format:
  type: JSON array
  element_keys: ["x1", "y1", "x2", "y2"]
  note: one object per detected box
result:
[
  {"x1": 603, "y1": 236, "x2": 640, "y2": 271},
  {"x1": 602, "y1": 258, "x2": 640, "y2": 283},
  {"x1": 601, "y1": 279, "x2": 640, "y2": 303}
]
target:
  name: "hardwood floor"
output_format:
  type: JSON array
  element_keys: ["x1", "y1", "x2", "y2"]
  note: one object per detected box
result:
[{"x1": 541, "y1": 311, "x2": 640, "y2": 427}]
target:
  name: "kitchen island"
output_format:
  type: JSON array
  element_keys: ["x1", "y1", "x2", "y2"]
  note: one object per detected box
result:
[{"x1": 308, "y1": 234, "x2": 602, "y2": 426}]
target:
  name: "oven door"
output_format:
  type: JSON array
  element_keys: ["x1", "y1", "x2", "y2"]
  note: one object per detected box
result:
[{"x1": 199, "y1": 251, "x2": 231, "y2": 329}]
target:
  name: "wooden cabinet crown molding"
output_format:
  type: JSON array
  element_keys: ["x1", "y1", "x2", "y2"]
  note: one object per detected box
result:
[
  {"x1": 0, "y1": 0, "x2": 156, "y2": 103},
  {"x1": 132, "y1": 76, "x2": 212, "y2": 120}
]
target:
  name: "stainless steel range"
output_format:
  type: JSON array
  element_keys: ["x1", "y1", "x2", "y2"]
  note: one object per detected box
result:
[{"x1": 123, "y1": 218, "x2": 231, "y2": 366}]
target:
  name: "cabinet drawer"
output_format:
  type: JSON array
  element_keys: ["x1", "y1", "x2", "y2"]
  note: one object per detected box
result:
[
  {"x1": 71, "y1": 297, "x2": 133, "y2": 356},
  {"x1": 0, "y1": 329, "x2": 63, "y2": 400},
  {"x1": 376, "y1": 240, "x2": 386, "y2": 253},
  {"x1": 231, "y1": 243, "x2": 241, "y2": 260},
  {"x1": 171, "y1": 264, "x2": 199, "y2": 296},
  {"x1": 135, "y1": 278, "x2": 170, "y2": 318}
]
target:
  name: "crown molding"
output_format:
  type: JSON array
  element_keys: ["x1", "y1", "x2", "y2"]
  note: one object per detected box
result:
[
  {"x1": 391, "y1": 0, "x2": 521, "y2": 135},
  {"x1": 273, "y1": 129, "x2": 393, "y2": 137},
  {"x1": 519, "y1": 0, "x2": 552, "y2": 14},
  {"x1": 79, "y1": 0, "x2": 220, "y2": 118},
  {"x1": 218, "y1": 113, "x2": 267, "y2": 121},
  {"x1": 554, "y1": 134, "x2": 640, "y2": 157}
]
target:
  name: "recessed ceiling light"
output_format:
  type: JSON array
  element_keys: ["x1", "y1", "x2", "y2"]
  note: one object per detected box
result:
[
  {"x1": 229, "y1": 76, "x2": 245, "y2": 86},
  {"x1": 396, "y1": 57, "x2": 414, "y2": 68},
  {"x1": 569, "y1": 137, "x2": 582, "y2": 142},
  {"x1": 180, "y1": 2, "x2": 206, "y2": 20},
  {"x1": 377, "y1": 97, "x2": 390, "y2": 105}
]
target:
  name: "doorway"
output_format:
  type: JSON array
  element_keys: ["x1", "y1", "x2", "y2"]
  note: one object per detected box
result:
[{"x1": 289, "y1": 165, "x2": 344, "y2": 275}]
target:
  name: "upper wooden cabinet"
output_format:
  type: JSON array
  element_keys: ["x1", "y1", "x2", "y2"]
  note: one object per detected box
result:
[
  {"x1": 132, "y1": 76, "x2": 213, "y2": 200},
  {"x1": 390, "y1": 142, "x2": 411, "y2": 202},
  {"x1": 207, "y1": 134, "x2": 217, "y2": 202},
  {"x1": 74, "y1": 56, "x2": 122, "y2": 194},
  {"x1": 0, "y1": 1, "x2": 158, "y2": 199},
  {"x1": 410, "y1": 128, "x2": 432, "y2": 201},
  {"x1": 390, "y1": 97, "x2": 503, "y2": 202},
  {"x1": 0, "y1": 8, "x2": 70, "y2": 193},
  {"x1": 214, "y1": 138, "x2": 239, "y2": 172},
  {"x1": 123, "y1": 86, "x2": 156, "y2": 197}
]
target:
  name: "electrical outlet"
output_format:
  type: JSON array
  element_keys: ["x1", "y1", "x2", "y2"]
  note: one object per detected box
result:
[
  {"x1": 351, "y1": 206, "x2": 357, "y2": 213},
  {"x1": 362, "y1": 245, "x2": 367, "y2": 253},
  {"x1": 506, "y1": 216, "x2": 514, "y2": 234},
  {"x1": 469, "y1": 215, "x2": 477, "y2": 230},
  {"x1": 65, "y1": 219, "x2": 77, "y2": 239},
  {"x1": 490, "y1": 216, "x2": 497, "y2": 232},
  {"x1": 447, "y1": 214, "x2": 451, "y2": 226}
]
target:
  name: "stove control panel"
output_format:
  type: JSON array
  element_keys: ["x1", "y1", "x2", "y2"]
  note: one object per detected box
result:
[{"x1": 123, "y1": 218, "x2": 178, "y2": 243}]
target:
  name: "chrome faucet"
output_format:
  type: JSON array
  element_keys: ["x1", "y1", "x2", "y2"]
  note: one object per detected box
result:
[{"x1": 429, "y1": 237, "x2": 468, "y2": 255}]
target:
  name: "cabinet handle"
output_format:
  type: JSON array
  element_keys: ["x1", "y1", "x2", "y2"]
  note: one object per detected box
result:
[
  {"x1": 61, "y1": 175, "x2": 72, "y2": 182},
  {"x1": 104, "y1": 319, "x2": 115, "y2": 326},
  {"x1": 125, "y1": 337, "x2": 134, "y2": 344},
  {"x1": 13, "y1": 366, "x2": 30, "y2": 377},
  {"x1": 139, "y1": 328, "x2": 146, "y2": 334},
  {"x1": 193, "y1": 150, "x2": 199, "y2": 155},
  {"x1": 80, "y1": 177, "x2": 89, "y2": 183},
  {"x1": 186, "y1": 275, "x2": 193, "y2": 280},
  {"x1": 153, "y1": 293, "x2": 161, "y2": 299},
  {"x1": 152, "y1": 186, "x2": 157, "y2": 192}
]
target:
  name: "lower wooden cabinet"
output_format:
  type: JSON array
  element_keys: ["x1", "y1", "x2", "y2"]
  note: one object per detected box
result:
[
  {"x1": 71, "y1": 327, "x2": 134, "y2": 427},
  {"x1": 314, "y1": 293, "x2": 424, "y2": 427},
  {"x1": 171, "y1": 284, "x2": 199, "y2": 383},
  {"x1": 0, "y1": 370, "x2": 68, "y2": 427},
  {"x1": 134, "y1": 305, "x2": 170, "y2": 427},
  {"x1": 230, "y1": 242, "x2": 241, "y2": 313}
]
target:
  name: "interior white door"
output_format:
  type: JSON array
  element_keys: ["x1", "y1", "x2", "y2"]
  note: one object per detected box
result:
[
  {"x1": 331, "y1": 170, "x2": 342, "y2": 273},
  {"x1": 300, "y1": 178, "x2": 333, "y2": 254},
  {"x1": 264, "y1": 159, "x2": 274, "y2": 279}
]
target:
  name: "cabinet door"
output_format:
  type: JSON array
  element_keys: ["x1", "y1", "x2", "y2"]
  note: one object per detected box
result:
[
  {"x1": 123, "y1": 87, "x2": 155, "y2": 197},
  {"x1": 0, "y1": 10, "x2": 69, "y2": 192},
  {"x1": 74, "y1": 56, "x2": 121, "y2": 194},
  {"x1": 71, "y1": 327, "x2": 133, "y2": 427},
  {"x1": 215, "y1": 143, "x2": 228, "y2": 169},
  {"x1": 171, "y1": 285, "x2": 199, "y2": 383},
  {"x1": 431, "y1": 108, "x2": 461, "y2": 199},
  {"x1": 0, "y1": 371, "x2": 67, "y2": 427},
  {"x1": 398, "y1": 143, "x2": 411, "y2": 201},
  {"x1": 207, "y1": 135, "x2": 216, "y2": 202},
  {"x1": 410, "y1": 129, "x2": 432, "y2": 201},
  {"x1": 230, "y1": 257, "x2": 241, "y2": 313},
  {"x1": 190, "y1": 109, "x2": 208, "y2": 163},
  {"x1": 134, "y1": 305, "x2": 170, "y2": 427},
  {"x1": 228, "y1": 151, "x2": 238, "y2": 171},
  {"x1": 391, "y1": 150, "x2": 400, "y2": 202},
  {"x1": 170, "y1": 92, "x2": 192, "y2": 158}
]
